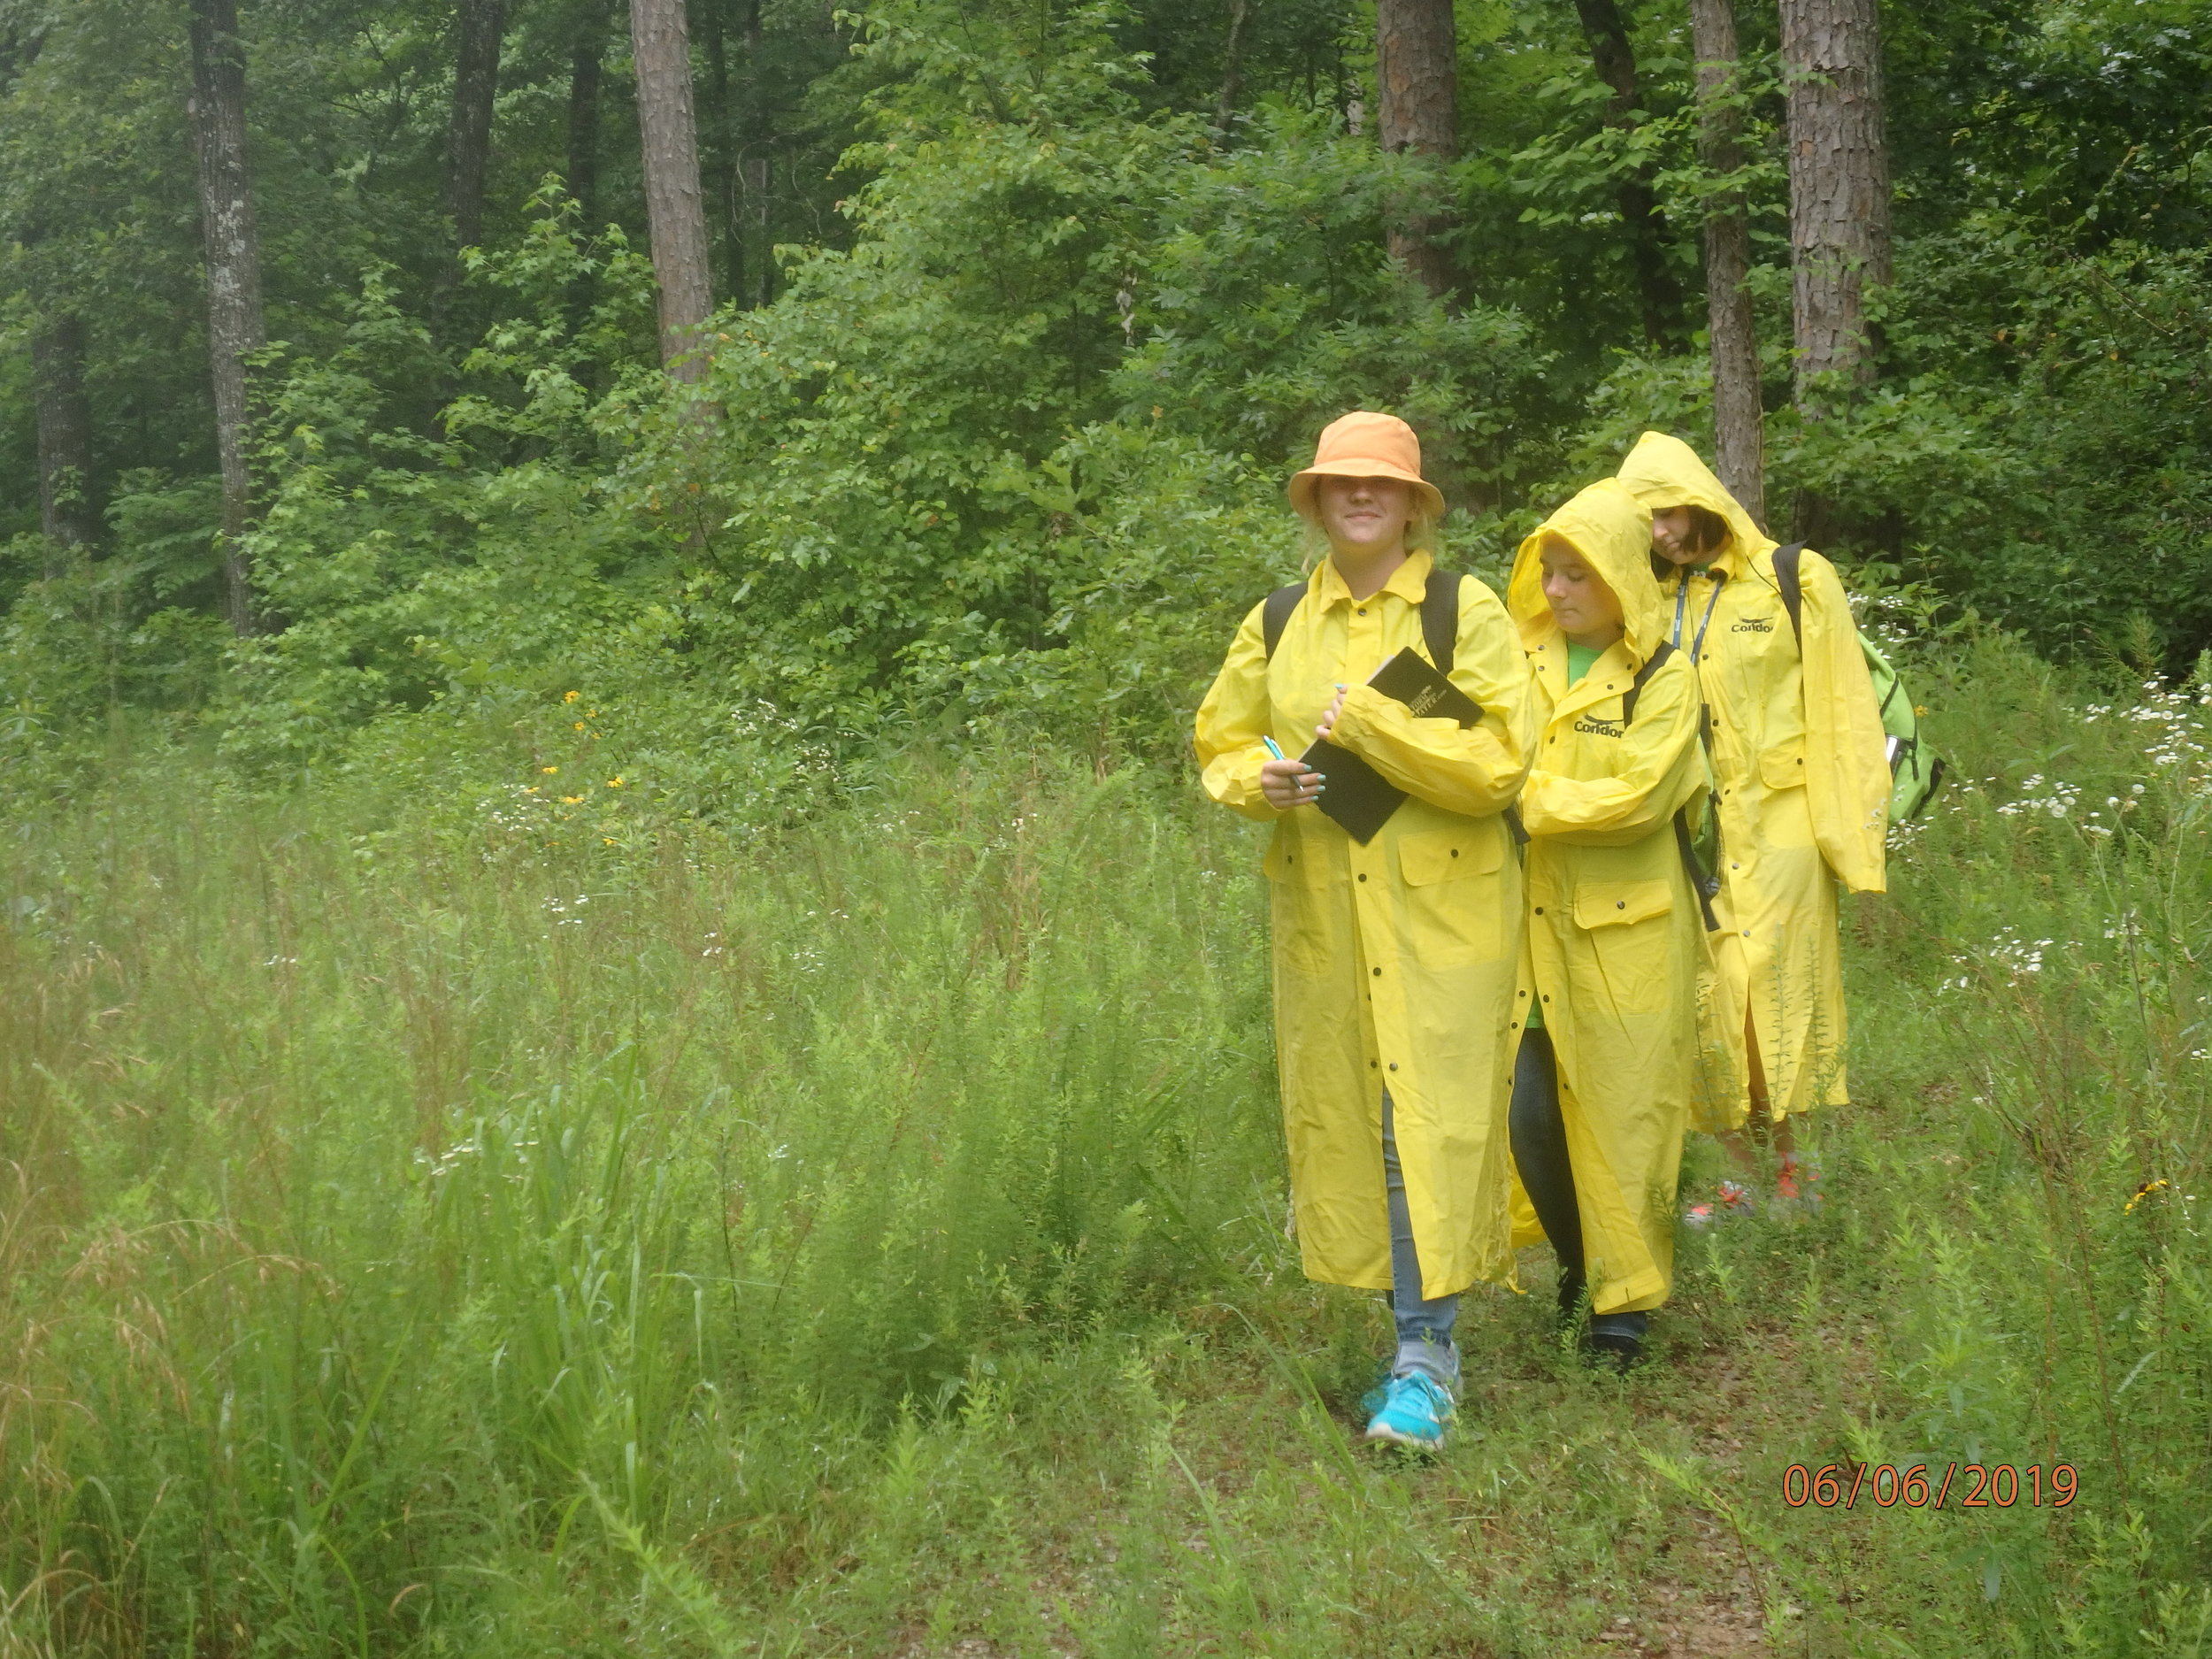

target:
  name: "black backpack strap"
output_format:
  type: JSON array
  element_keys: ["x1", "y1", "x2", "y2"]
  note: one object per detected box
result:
[
  {"x1": 1261, "y1": 583, "x2": 1305, "y2": 659},
  {"x1": 1620, "y1": 638, "x2": 1676, "y2": 726},
  {"x1": 1772, "y1": 543, "x2": 1806, "y2": 643},
  {"x1": 1420, "y1": 567, "x2": 1462, "y2": 676},
  {"x1": 1673, "y1": 807, "x2": 1722, "y2": 933},
  {"x1": 1263, "y1": 567, "x2": 1463, "y2": 667}
]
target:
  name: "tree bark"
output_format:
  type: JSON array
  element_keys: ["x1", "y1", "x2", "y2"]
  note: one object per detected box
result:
[
  {"x1": 1780, "y1": 0, "x2": 1890, "y2": 403},
  {"x1": 703, "y1": 0, "x2": 745, "y2": 305},
  {"x1": 187, "y1": 0, "x2": 265, "y2": 636},
  {"x1": 32, "y1": 311, "x2": 98, "y2": 563},
  {"x1": 1214, "y1": 0, "x2": 1252, "y2": 138},
  {"x1": 1571, "y1": 0, "x2": 1685, "y2": 347},
  {"x1": 566, "y1": 2, "x2": 605, "y2": 223},
  {"x1": 1374, "y1": 0, "x2": 1457, "y2": 302},
  {"x1": 629, "y1": 0, "x2": 714, "y2": 379},
  {"x1": 1689, "y1": 0, "x2": 1764, "y2": 529},
  {"x1": 445, "y1": 0, "x2": 504, "y2": 251}
]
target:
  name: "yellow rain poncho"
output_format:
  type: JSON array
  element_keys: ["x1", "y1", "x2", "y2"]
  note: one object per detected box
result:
[
  {"x1": 1615, "y1": 433, "x2": 1889, "y2": 1127},
  {"x1": 1505, "y1": 480, "x2": 1709, "y2": 1315},
  {"x1": 1195, "y1": 550, "x2": 1537, "y2": 1297}
]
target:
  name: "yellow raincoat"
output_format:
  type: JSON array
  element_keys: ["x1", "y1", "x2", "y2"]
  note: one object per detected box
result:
[
  {"x1": 1615, "y1": 433, "x2": 1889, "y2": 1127},
  {"x1": 1506, "y1": 480, "x2": 1709, "y2": 1315},
  {"x1": 1195, "y1": 550, "x2": 1537, "y2": 1297}
]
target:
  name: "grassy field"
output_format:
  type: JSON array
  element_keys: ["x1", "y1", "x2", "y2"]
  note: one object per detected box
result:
[{"x1": 3, "y1": 634, "x2": 2209, "y2": 1657}]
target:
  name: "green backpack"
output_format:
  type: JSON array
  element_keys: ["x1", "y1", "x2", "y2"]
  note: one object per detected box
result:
[{"x1": 1773, "y1": 546, "x2": 1947, "y2": 825}]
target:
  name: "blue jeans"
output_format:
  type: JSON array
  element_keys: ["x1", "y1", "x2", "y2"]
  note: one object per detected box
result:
[{"x1": 1382, "y1": 1090, "x2": 1459, "y2": 1388}]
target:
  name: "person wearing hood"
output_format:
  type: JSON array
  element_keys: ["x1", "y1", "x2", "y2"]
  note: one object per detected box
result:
[
  {"x1": 1504, "y1": 480, "x2": 1710, "y2": 1367},
  {"x1": 1614, "y1": 433, "x2": 1889, "y2": 1206},
  {"x1": 1195, "y1": 412, "x2": 1537, "y2": 1450}
]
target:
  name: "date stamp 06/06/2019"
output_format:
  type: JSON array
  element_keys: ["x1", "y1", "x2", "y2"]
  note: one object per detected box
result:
[{"x1": 1780, "y1": 1463, "x2": 2079, "y2": 1511}]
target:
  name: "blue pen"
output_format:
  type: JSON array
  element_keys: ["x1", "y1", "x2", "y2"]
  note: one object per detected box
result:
[{"x1": 1262, "y1": 736, "x2": 1286, "y2": 760}]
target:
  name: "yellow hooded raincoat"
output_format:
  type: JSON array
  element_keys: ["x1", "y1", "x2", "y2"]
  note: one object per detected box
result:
[
  {"x1": 1614, "y1": 433, "x2": 1889, "y2": 1128},
  {"x1": 1506, "y1": 480, "x2": 1710, "y2": 1315},
  {"x1": 1195, "y1": 550, "x2": 1538, "y2": 1298}
]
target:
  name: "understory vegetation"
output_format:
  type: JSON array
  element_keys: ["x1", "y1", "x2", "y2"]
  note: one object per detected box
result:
[
  {"x1": 4, "y1": 633, "x2": 2208, "y2": 1655},
  {"x1": 5, "y1": 0, "x2": 2212, "y2": 1651}
]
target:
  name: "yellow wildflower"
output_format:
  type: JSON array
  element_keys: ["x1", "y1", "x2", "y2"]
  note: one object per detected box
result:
[
  {"x1": 574, "y1": 721, "x2": 587, "y2": 731},
  {"x1": 564, "y1": 690, "x2": 580, "y2": 703},
  {"x1": 541, "y1": 765, "x2": 558, "y2": 774},
  {"x1": 607, "y1": 777, "x2": 624, "y2": 788},
  {"x1": 562, "y1": 795, "x2": 587, "y2": 804},
  {"x1": 2126, "y1": 1179, "x2": 2170, "y2": 1214}
]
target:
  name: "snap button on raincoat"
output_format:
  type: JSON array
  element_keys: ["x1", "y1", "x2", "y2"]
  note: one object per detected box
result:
[
  {"x1": 1506, "y1": 480, "x2": 1710, "y2": 1315},
  {"x1": 1196, "y1": 550, "x2": 1537, "y2": 1298},
  {"x1": 1614, "y1": 433, "x2": 1890, "y2": 1127}
]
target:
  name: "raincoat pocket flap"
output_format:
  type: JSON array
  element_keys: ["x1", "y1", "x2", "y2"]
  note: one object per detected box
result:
[
  {"x1": 1760, "y1": 742, "x2": 1809, "y2": 790},
  {"x1": 1573, "y1": 879, "x2": 1672, "y2": 929},
  {"x1": 1398, "y1": 827, "x2": 1502, "y2": 886}
]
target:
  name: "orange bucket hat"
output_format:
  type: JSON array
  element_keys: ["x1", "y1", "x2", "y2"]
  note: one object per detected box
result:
[{"x1": 1287, "y1": 411, "x2": 1447, "y2": 523}]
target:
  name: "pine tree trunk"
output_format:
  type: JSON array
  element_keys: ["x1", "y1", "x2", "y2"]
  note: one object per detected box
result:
[
  {"x1": 739, "y1": 0, "x2": 767, "y2": 309},
  {"x1": 1214, "y1": 0, "x2": 1251, "y2": 138},
  {"x1": 629, "y1": 0, "x2": 714, "y2": 380},
  {"x1": 566, "y1": 3, "x2": 604, "y2": 224},
  {"x1": 703, "y1": 0, "x2": 745, "y2": 305},
  {"x1": 445, "y1": 0, "x2": 504, "y2": 251},
  {"x1": 1689, "y1": 0, "x2": 1764, "y2": 529},
  {"x1": 1572, "y1": 0, "x2": 1685, "y2": 347},
  {"x1": 1780, "y1": 0, "x2": 1890, "y2": 403},
  {"x1": 1374, "y1": 0, "x2": 1457, "y2": 302},
  {"x1": 32, "y1": 311, "x2": 99, "y2": 563},
  {"x1": 187, "y1": 0, "x2": 265, "y2": 636}
]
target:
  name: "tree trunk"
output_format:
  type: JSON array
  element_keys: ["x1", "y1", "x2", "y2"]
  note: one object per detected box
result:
[
  {"x1": 445, "y1": 0, "x2": 504, "y2": 251},
  {"x1": 187, "y1": 0, "x2": 265, "y2": 636},
  {"x1": 703, "y1": 0, "x2": 745, "y2": 305},
  {"x1": 739, "y1": 0, "x2": 766, "y2": 308},
  {"x1": 1572, "y1": 0, "x2": 1686, "y2": 347},
  {"x1": 1214, "y1": 0, "x2": 1252, "y2": 138},
  {"x1": 32, "y1": 312, "x2": 99, "y2": 563},
  {"x1": 566, "y1": 2, "x2": 605, "y2": 223},
  {"x1": 629, "y1": 0, "x2": 714, "y2": 379},
  {"x1": 1780, "y1": 0, "x2": 1890, "y2": 403},
  {"x1": 1374, "y1": 0, "x2": 1457, "y2": 302},
  {"x1": 1689, "y1": 0, "x2": 1764, "y2": 529}
]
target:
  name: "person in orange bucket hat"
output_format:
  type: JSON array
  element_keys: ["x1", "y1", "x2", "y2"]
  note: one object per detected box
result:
[{"x1": 1195, "y1": 411, "x2": 1537, "y2": 1450}]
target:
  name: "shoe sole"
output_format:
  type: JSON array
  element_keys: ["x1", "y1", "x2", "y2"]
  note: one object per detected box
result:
[{"x1": 1363, "y1": 1424, "x2": 1445, "y2": 1450}]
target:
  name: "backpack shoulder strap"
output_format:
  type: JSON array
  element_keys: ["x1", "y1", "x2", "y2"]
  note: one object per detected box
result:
[
  {"x1": 1420, "y1": 568, "x2": 1463, "y2": 676},
  {"x1": 1620, "y1": 638, "x2": 1676, "y2": 726},
  {"x1": 1261, "y1": 583, "x2": 1305, "y2": 659},
  {"x1": 1772, "y1": 543, "x2": 1806, "y2": 643},
  {"x1": 1673, "y1": 808, "x2": 1722, "y2": 933}
]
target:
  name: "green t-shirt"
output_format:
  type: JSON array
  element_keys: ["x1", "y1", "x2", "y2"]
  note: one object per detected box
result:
[{"x1": 1526, "y1": 641, "x2": 1608, "y2": 1032}]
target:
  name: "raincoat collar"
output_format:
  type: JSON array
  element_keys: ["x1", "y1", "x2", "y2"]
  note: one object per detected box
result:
[
  {"x1": 1309, "y1": 546, "x2": 1436, "y2": 610},
  {"x1": 1614, "y1": 432, "x2": 1778, "y2": 577},
  {"x1": 1506, "y1": 479, "x2": 1663, "y2": 668}
]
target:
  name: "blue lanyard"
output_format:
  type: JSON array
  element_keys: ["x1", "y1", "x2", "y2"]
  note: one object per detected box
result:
[{"x1": 1671, "y1": 569, "x2": 1725, "y2": 664}]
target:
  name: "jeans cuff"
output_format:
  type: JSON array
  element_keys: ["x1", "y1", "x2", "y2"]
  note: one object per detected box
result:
[{"x1": 1393, "y1": 1337, "x2": 1460, "y2": 1392}]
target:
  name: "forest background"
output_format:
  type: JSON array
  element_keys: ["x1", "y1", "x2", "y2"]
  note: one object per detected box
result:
[{"x1": 3, "y1": 0, "x2": 2211, "y2": 1653}]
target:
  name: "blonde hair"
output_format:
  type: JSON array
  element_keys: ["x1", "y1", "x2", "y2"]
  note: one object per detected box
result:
[{"x1": 1297, "y1": 504, "x2": 1441, "y2": 571}]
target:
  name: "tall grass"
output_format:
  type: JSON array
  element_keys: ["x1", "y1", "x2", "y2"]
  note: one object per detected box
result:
[{"x1": 2, "y1": 635, "x2": 2208, "y2": 1655}]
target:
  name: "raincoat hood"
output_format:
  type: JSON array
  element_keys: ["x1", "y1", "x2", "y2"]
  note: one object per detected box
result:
[
  {"x1": 1508, "y1": 479, "x2": 1663, "y2": 664},
  {"x1": 1613, "y1": 432, "x2": 1777, "y2": 570}
]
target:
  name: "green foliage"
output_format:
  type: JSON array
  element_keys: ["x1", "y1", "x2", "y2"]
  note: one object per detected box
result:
[{"x1": 4, "y1": 649, "x2": 2212, "y2": 1651}]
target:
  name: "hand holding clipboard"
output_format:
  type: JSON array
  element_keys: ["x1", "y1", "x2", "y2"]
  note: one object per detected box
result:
[{"x1": 1284, "y1": 649, "x2": 1481, "y2": 843}]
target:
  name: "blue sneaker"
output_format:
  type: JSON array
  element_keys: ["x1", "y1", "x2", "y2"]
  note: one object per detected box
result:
[
  {"x1": 1363, "y1": 1371, "x2": 1454, "y2": 1450},
  {"x1": 1358, "y1": 1361, "x2": 1392, "y2": 1417}
]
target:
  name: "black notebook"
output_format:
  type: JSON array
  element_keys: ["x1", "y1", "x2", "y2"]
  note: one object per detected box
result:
[{"x1": 1301, "y1": 648, "x2": 1483, "y2": 844}]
